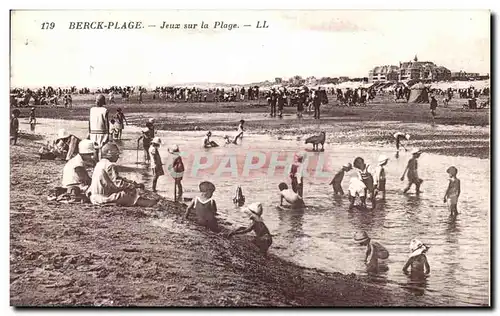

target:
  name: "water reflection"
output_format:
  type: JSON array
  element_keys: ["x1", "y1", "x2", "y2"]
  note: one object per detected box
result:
[
  {"x1": 403, "y1": 273, "x2": 429, "y2": 296},
  {"x1": 277, "y1": 206, "x2": 305, "y2": 239}
]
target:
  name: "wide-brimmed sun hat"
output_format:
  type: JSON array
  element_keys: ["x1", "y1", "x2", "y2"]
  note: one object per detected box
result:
[
  {"x1": 245, "y1": 202, "x2": 263, "y2": 217},
  {"x1": 405, "y1": 133, "x2": 411, "y2": 140},
  {"x1": 353, "y1": 231, "x2": 370, "y2": 243},
  {"x1": 148, "y1": 118, "x2": 155, "y2": 123},
  {"x1": 343, "y1": 162, "x2": 353, "y2": 169},
  {"x1": 168, "y1": 144, "x2": 180, "y2": 154},
  {"x1": 199, "y1": 181, "x2": 215, "y2": 193},
  {"x1": 409, "y1": 238, "x2": 429, "y2": 258},
  {"x1": 411, "y1": 148, "x2": 422, "y2": 155},
  {"x1": 378, "y1": 155, "x2": 389, "y2": 165},
  {"x1": 57, "y1": 129, "x2": 70, "y2": 139},
  {"x1": 151, "y1": 137, "x2": 162, "y2": 145},
  {"x1": 207, "y1": 131, "x2": 212, "y2": 136},
  {"x1": 78, "y1": 139, "x2": 97, "y2": 154},
  {"x1": 101, "y1": 143, "x2": 121, "y2": 159}
]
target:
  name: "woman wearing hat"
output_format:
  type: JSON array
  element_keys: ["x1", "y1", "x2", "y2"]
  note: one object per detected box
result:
[
  {"x1": 354, "y1": 231, "x2": 389, "y2": 273},
  {"x1": 403, "y1": 239, "x2": 430, "y2": 276},
  {"x1": 227, "y1": 202, "x2": 273, "y2": 254},
  {"x1": 401, "y1": 149, "x2": 423, "y2": 194},
  {"x1": 373, "y1": 155, "x2": 389, "y2": 200},
  {"x1": 167, "y1": 145, "x2": 184, "y2": 201},
  {"x1": 89, "y1": 143, "x2": 155, "y2": 207}
]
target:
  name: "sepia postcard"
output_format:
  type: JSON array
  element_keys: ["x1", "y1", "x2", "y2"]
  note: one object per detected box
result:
[{"x1": 9, "y1": 9, "x2": 491, "y2": 307}]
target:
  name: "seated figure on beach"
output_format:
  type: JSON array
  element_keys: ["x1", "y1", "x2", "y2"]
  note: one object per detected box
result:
[
  {"x1": 278, "y1": 182, "x2": 305, "y2": 209},
  {"x1": 40, "y1": 129, "x2": 80, "y2": 161},
  {"x1": 184, "y1": 181, "x2": 220, "y2": 233},
  {"x1": 354, "y1": 231, "x2": 389, "y2": 273},
  {"x1": 203, "y1": 131, "x2": 219, "y2": 148},
  {"x1": 60, "y1": 139, "x2": 97, "y2": 202},
  {"x1": 88, "y1": 143, "x2": 156, "y2": 207},
  {"x1": 227, "y1": 202, "x2": 273, "y2": 255}
]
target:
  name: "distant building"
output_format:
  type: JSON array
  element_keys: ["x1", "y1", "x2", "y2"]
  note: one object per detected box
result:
[
  {"x1": 451, "y1": 71, "x2": 481, "y2": 80},
  {"x1": 368, "y1": 65, "x2": 399, "y2": 83},
  {"x1": 398, "y1": 56, "x2": 451, "y2": 81}
]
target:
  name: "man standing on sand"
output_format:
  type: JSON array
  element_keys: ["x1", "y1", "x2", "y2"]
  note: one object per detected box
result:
[{"x1": 89, "y1": 94, "x2": 110, "y2": 160}]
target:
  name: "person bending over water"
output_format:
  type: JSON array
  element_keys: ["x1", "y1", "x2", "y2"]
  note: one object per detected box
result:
[
  {"x1": 354, "y1": 231, "x2": 389, "y2": 273},
  {"x1": 278, "y1": 182, "x2": 305, "y2": 209}
]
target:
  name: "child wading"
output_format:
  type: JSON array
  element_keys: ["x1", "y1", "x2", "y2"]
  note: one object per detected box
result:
[
  {"x1": 137, "y1": 120, "x2": 155, "y2": 164},
  {"x1": 115, "y1": 108, "x2": 128, "y2": 140},
  {"x1": 10, "y1": 109, "x2": 20, "y2": 145},
  {"x1": 233, "y1": 185, "x2": 245, "y2": 206},
  {"x1": 393, "y1": 132, "x2": 410, "y2": 158},
  {"x1": 354, "y1": 231, "x2": 389, "y2": 273},
  {"x1": 353, "y1": 157, "x2": 376, "y2": 209},
  {"x1": 403, "y1": 239, "x2": 430, "y2": 276},
  {"x1": 232, "y1": 120, "x2": 245, "y2": 144},
  {"x1": 185, "y1": 181, "x2": 220, "y2": 232},
  {"x1": 290, "y1": 153, "x2": 305, "y2": 198},
  {"x1": 29, "y1": 107, "x2": 36, "y2": 132},
  {"x1": 167, "y1": 145, "x2": 184, "y2": 201},
  {"x1": 109, "y1": 119, "x2": 120, "y2": 141},
  {"x1": 373, "y1": 155, "x2": 389, "y2": 200},
  {"x1": 401, "y1": 149, "x2": 423, "y2": 194},
  {"x1": 278, "y1": 182, "x2": 305, "y2": 209},
  {"x1": 329, "y1": 163, "x2": 352, "y2": 195},
  {"x1": 227, "y1": 202, "x2": 273, "y2": 255},
  {"x1": 149, "y1": 137, "x2": 164, "y2": 192},
  {"x1": 443, "y1": 166, "x2": 460, "y2": 217}
]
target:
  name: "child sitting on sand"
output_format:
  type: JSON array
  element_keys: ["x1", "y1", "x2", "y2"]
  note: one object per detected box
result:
[
  {"x1": 443, "y1": 166, "x2": 461, "y2": 217},
  {"x1": 203, "y1": 131, "x2": 219, "y2": 148},
  {"x1": 227, "y1": 202, "x2": 273, "y2": 254},
  {"x1": 184, "y1": 181, "x2": 220, "y2": 232},
  {"x1": 401, "y1": 149, "x2": 423, "y2": 194},
  {"x1": 278, "y1": 182, "x2": 305, "y2": 209},
  {"x1": 403, "y1": 238, "x2": 430, "y2": 276},
  {"x1": 354, "y1": 231, "x2": 389, "y2": 273},
  {"x1": 329, "y1": 163, "x2": 352, "y2": 195},
  {"x1": 149, "y1": 137, "x2": 164, "y2": 192}
]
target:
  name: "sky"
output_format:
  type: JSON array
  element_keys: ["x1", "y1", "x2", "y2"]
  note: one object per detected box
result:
[{"x1": 10, "y1": 10, "x2": 490, "y2": 87}]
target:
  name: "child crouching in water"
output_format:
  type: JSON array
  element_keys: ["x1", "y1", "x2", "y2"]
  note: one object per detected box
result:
[
  {"x1": 443, "y1": 166, "x2": 460, "y2": 217},
  {"x1": 149, "y1": 137, "x2": 164, "y2": 192},
  {"x1": 278, "y1": 182, "x2": 305, "y2": 209},
  {"x1": 227, "y1": 202, "x2": 273, "y2": 255},
  {"x1": 354, "y1": 231, "x2": 389, "y2": 273},
  {"x1": 184, "y1": 181, "x2": 220, "y2": 233},
  {"x1": 403, "y1": 238, "x2": 430, "y2": 276}
]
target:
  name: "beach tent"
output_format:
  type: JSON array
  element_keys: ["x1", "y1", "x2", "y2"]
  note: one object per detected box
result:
[{"x1": 408, "y1": 82, "x2": 429, "y2": 103}]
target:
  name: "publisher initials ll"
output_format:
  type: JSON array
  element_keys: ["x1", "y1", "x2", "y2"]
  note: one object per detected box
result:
[{"x1": 256, "y1": 21, "x2": 268, "y2": 28}]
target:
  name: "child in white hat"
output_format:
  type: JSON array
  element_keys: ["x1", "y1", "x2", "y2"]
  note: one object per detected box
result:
[
  {"x1": 401, "y1": 149, "x2": 423, "y2": 194},
  {"x1": 403, "y1": 238, "x2": 430, "y2": 276},
  {"x1": 227, "y1": 202, "x2": 273, "y2": 254},
  {"x1": 149, "y1": 137, "x2": 164, "y2": 192},
  {"x1": 353, "y1": 231, "x2": 389, "y2": 273},
  {"x1": 373, "y1": 155, "x2": 389, "y2": 200},
  {"x1": 329, "y1": 162, "x2": 352, "y2": 195}
]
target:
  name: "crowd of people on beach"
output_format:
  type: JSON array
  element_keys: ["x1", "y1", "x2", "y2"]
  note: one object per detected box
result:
[{"x1": 10, "y1": 87, "x2": 466, "y2": 285}]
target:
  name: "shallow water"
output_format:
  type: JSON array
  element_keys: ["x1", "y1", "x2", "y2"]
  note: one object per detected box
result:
[{"x1": 28, "y1": 119, "x2": 490, "y2": 306}]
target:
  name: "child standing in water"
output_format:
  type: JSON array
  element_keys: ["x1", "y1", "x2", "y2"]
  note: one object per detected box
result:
[
  {"x1": 29, "y1": 107, "x2": 36, "y2": 131},
  {"x1": 403, "y1": 238, "x2": 430, "y2": 276},
  {"x1": 443, "y1": 166, "x2": 461, "y2": 216},
  {"x1": 227, "y1": 202, "x2": 273, "y2": 255},
  {"x1": 353, "y1": 157, "x2": 376, "y2": 209},
  {"x1": 290, "y1": 153, "x2": 305, "y2": 197},
  {"x1": 232, "y1": 119, "x2": 245, "y2": 144},
  {"x1": 354, "y1": 231, "x2": 389, "y2": 273},
  {"x1": 373, "y1": 155, "x2": 389, "y2": 200},
  {"x1": 167, "y1": 144, "x2": 184, "y2": 201},
  {"x1": 401, "y1": 149, "x2": 423, "y2": 194},
  {"x1": 149, "y1": 137, "x2": 164, "y2": 193},
  {"x1": 184, "y1": 181, "x2": 220, "y2": 232},
  {"x1": 329, "y1": 163, "x2": 352, "y2": 195}
]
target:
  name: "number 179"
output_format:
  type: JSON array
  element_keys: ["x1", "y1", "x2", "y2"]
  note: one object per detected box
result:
[{"x1": 41, "y1": 22, "x2": 55, "y2": 30}]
